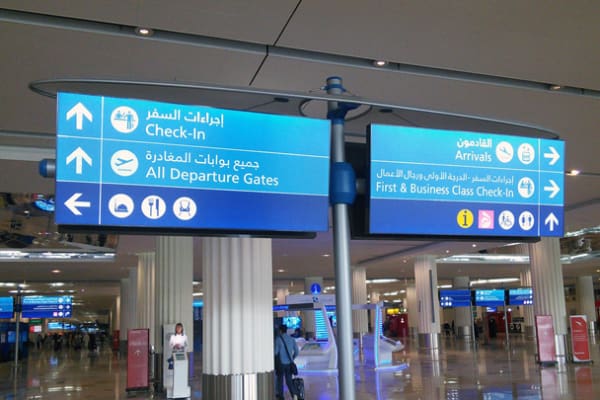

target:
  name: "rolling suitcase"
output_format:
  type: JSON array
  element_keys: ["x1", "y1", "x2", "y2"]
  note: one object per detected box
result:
[{"x1": 293, "y1": 377, "x2": 305, "y2": 400}]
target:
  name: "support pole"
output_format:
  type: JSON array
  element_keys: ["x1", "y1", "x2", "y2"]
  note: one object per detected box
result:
[{"x1": 326, "y1": 76, "x2": 356, "y2": 400}]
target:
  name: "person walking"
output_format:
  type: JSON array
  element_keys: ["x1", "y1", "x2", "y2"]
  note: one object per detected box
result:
[{"x1": 274, "y1": 324, "x2": 300, "y2": 400}]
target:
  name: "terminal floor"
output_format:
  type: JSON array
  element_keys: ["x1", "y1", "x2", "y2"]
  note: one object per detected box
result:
[{"x1": 1, "y1": 336, "x2": 599, "y2": 399}]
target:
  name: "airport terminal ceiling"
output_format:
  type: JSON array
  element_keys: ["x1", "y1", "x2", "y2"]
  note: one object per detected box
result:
[{"x1": 1, "y1": 2, "x2": 600, "y2": 316}]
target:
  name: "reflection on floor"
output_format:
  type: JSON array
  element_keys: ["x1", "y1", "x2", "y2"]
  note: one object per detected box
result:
[{"x1": 0, "y1": 335, "x2": 598, "y2": 399}]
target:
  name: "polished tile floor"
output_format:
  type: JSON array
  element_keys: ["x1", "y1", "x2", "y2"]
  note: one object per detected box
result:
[{"x1": 0, "y1": 335, "x2": 598, "y2": 399}]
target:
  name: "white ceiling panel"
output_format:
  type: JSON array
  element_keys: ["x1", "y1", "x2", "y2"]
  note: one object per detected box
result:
[
  {"x1": 2, "y1": 1, "x2": 298, "y2": 44},
  {"x1": 280, "y1": 1, "x2": 600, "y2": 90}
]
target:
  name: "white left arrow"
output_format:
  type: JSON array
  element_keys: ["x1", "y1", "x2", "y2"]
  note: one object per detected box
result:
[
  {"x1": 66, "y1": 102, "x2": 93, "y2": 130},
  {"x1": 543, "y1": 179, "x2": 560, "y2": 199},
  {"x1": 66, "y1": 147, "x2": 92, "y2": 174},
  {"x1": 544, "y1": 212, "x2": 559, "y2": 231},
  {"x1": 64, "y1": 193, "x2": 90, "y2": 216}
]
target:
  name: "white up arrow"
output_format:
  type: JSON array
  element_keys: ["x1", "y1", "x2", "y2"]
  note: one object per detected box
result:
[
  {"x1": 544, "y1": 212, "x2": 559, "y2": 232},
  {"x1": 543, "y1": 146, "x2": 560, "y2": 166},
  {"x1": 66, "y1": 102, "x2": 93, "y2": 130},
  {"x1": 543, "y1": 179, "x2": 560, "y2": 199},
  {"x1": 66, "y1": 147, "x2": 92, "y2": 174},
  {"x1": 64, "y1": 193, "x2": 91, "y2": 216}
]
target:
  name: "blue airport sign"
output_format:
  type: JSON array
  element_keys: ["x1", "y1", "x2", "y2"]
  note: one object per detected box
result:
[
  {"x1": 0, "y1": 296, "x2": 14, "y2": 319},
  {"x1": 55, "y1": 93, "x2": 331, "y2": 233},
  {"x1": 22, "y1": 295, "x2": 72, "y2": 319},
  {"x1": 369, "y1": 124, "x2": 564, "y2": 238}
]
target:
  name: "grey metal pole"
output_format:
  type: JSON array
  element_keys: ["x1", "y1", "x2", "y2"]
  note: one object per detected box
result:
[
  {"x1": 14, "y1": 288, "x2": 21, "y2": 368},
  {"x1": 504, "y1": 299, "x2": 510, "y2": 348},
  {"x1": 326, "y1": 76, "x2": 356, "y2": 400}
]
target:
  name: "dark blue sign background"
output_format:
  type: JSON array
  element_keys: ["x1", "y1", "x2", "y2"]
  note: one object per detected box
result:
[
  {"x1": 439, "y1": 289, "x2": 472, "y2": 308},
  {"x1": 369, "y1": 124, "x2": 564, "y2": 238},
  {"x1": 474, "y1": 289, "x2": 505, "y2": 307},
  {"x1": 21, "y1": 295, "x2": 72, "y2": 318},
  {"x1": 55, "y1": 93, "x2": 331, "y2": 233},
  {"x1": 508, "y1": 287, "x2": 533, "y2": 305}
]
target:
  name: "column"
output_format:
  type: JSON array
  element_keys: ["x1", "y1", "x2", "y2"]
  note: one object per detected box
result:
[
  {"x1": 303, "y1": 276, "x2": 323, "y2": 339},
  {"x1": 155, "y1": 236, "x2": 194, "y2": 389},
  {"x1": 369, "y1": 291, "x2": 380, "y2": 333},
  {"x1": 520, "y1": 269, "x2": 535, "y2": 339},
  {"x1": 137, "y1": 252, "x2": 156, "y2": 346},
  {"x1": 351, "y1": 267, "x2": 368, "y2": 336},
  {"x1": 119, "y1": 267, "x2": 138, "y2": 353},
  {"x1": 202, "y1": 237, "x2": 274, "y2": 400},
  {"x1": 111, "y1": 296, "x2": 120, "y2": 334},
  {"x1": 452, "y1": 276, "x2": 471, "y2": 340},
  {"x1": 406, "y1": 285, "x2": 418, "y2": 337},
  {"x1": 576, "y1": 276, "x2": 597, "y2": 335},
  {"x1": 529, "y1": 237, "x2": 568, "y2": 364},
  {"x1": 414, "y1": 255, "x2": 441, "y2": 353},
  {"x1": 275, "y1": 287, "x2": 289, "y2": 305}
]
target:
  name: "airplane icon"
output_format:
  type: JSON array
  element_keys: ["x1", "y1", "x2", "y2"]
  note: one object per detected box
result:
[{"x1": 115, "y1": 158, "x2": 134, "y2": 167}]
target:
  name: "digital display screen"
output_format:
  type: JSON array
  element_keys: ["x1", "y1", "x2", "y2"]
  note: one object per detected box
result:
[
  {"x1": 474, "y1": 289, "x2": 505, "y2": 307},
  {"x1": 0, "y1": 297, "x2": 14, "y2": 319},
  {"x1": 439, "y1": 289, "x2": 472, "y2": 308},
  {"x1": 368, "y1": 124, "x2": 564, "y2": 238},
  {"x1": 282, "y1": 316, "x2": 302, "y2": 330},
  {"x1": 56, "y1": 92, "x2": 331, "y2": 236},
  {"x1": 508, "y1": 287, "x2": 533, "y2": 305},
  {"x1": 21, "y1": 295, "x2": 72, "y2": 318}
]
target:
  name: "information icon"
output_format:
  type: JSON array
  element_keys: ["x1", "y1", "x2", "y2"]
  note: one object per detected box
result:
[
  {"x1": 111, "y1": 150, "x2": 138, "y2": 177},
  {"x1": 142, "y1": 195, "x2": 166, "y2": 220},
  {"x1": 173, "y1": 197, "x2": 197, "y2": 221},
  {"x1": 456, "y1": 209, "x2": 474, "y2": 229},
  {"x1": 110, "y1": 106, "x2": 138, "y2": 133}
]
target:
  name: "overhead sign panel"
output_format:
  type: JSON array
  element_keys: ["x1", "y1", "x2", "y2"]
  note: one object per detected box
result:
[
  {"x1": 508, "y1": 287, "x2": 533, "y2": 305},
  {"x1": 368, "y1": 124, "x2": 564, "y2": 238},
  {"x1": 21, "y1": 295, "x2": 72, "y2": 318},
  {"x1": 474, "y1": 289, "x2": 505, "y2": 307},
  {"x1": 439, "y1": 289, "x2": 471, "y2": 308},
  {"x1": 55, "y1": 93, "x2": 331, "y2": 234},
  {"x1": 0, "y1": 297, "x2": 14, "y2": 319}
]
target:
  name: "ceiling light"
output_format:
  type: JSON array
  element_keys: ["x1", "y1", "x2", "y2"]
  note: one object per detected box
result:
[
  {"x1": 472, "y1": 244, "x2": 477, "y2": 248},
  {"x1": 49, "y1": 282, "x2": 64, "y2": 287},
  {"x1": 193, "y1": 292, "x2": 203, "y2": 297},
  {"x1": 322, "y1": 253, "x2": 330, "y2": 257},
  {"x1": 277, "y1": 269, "x2": 285, "y2": 273},
  {"x1": 373, "y1": 60, "x2": 388, "y2": 67},
  {"x1": 135, "y1": 27, "x2": 154, "y2": 37},
  {"x1": 596, "y1": 269, "x2": 600, "y2": 273},
  {"x1": 566, "y1": 169, "x2": 581, "y2": 176},
  {"x1": 366, "y1": 278, "x2": 399, "y2": 284},
  {"x1": 51, "y1": 269, "x2": 61, "y2": 274},
  {"x1": 549, "y1": 84, "x2": 562, "y2": 91}
]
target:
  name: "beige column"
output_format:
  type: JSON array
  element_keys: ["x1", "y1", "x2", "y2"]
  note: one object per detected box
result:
[
  {"x1": 202, "y1": 237, "x2": 274, "y2": 400},
  {"x1": 529, "y1": 237, "x2": 568, "y2": 364},
  {"x1": 414, "y1": 255, "x2": 441, "y2": 353},
  {"x1": 576, "y1": 276, "x2": 597, "y2": 335},
  {"x1": 351, "y1": 266, "x2": 368, "y2": 335},
  {"x1": 136, "y1": 252, "x2": 156, "y2": 347}
]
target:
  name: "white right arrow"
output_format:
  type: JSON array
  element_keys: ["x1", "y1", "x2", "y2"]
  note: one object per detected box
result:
[
  {"x1": 543, "y1": 179, "x2": 560, "y2": 199},
  {"x1": 66, "y1": 147, "x2": 92, "y2": 174},
  {"x1": 543, "y1": 146, "x2": 560, "y2": 166},
  {"x1": 66, "y1": 102, "x2": 93, "y2": 130},
  {"x1": 64, "y1": 193, "x2": 91, "y2": 216},
  {"x1": 544, "y1": 212, "x2": 559, "y2": 231}
]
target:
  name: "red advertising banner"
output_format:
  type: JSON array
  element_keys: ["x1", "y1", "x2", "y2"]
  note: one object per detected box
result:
[
  {"x1": 127, "y1": 329, "x2": 149, "y2": 391},
  {"x1": 535, "y1": 315, "x2": 556, "y2": 364},
  {"x1": 569, "y1": 315, "x2": 591, "y2": 363}
]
